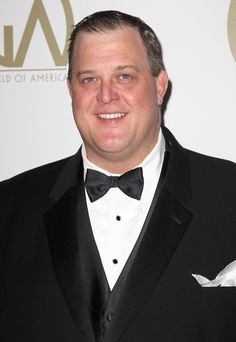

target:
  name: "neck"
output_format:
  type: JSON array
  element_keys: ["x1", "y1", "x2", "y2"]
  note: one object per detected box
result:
[{"x1": 84, "y1": 137, "x2": 160, "y2": 174}]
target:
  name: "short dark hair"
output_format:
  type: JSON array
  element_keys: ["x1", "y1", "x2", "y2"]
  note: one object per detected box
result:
[{"x1": 67, "y1": 10, "x2": 165, "y2": 81}]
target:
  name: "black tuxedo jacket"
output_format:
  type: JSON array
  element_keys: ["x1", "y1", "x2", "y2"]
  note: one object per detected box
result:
[{"x1": 0, "y1": 127, "x2": 236, "y2": 342}]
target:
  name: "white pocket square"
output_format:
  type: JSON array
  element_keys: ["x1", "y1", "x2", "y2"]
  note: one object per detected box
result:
[{"x1": 192, "y1": 260, "x2": 236, "y2": 287}]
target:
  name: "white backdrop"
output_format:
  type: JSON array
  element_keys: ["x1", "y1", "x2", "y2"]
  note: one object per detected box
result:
[{"x1": 1, "y1": 0, "x2": 235, "y2": 181}]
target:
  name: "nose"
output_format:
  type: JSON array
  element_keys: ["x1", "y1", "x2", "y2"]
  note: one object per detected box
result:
[{"x1": 97, "y1": 80, "x2": 120, "y2": 104}]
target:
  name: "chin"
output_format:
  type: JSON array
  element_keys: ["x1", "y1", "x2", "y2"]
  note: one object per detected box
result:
[
  {"x1": 95, "y1": 144, "x2": 128, "y2": 157},
  {"x1": 98, "y1": 138, "x2": 127, "y2": 152}
]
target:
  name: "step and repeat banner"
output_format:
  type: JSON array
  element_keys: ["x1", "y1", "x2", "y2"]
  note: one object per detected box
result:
[{"x1": 0, "y1": 0, "x2": 235, "y2": 180}]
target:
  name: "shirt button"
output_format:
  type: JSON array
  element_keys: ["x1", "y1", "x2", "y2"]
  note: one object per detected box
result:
[
  {"x1": 116, "y1": 215, "x2": 121, "y2": 221},
  {"x1": 112, "y1": 259, "x2": 118, "y2": 264},
  {"x1": 107, "y1": 313, "x2": 113, "y2": 322}
]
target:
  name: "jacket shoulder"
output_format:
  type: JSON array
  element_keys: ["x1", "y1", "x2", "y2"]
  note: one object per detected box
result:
[
  {"x1": 162, "y1": 126, "x2": 236, "y2": 201},
  {"x1": 0, "y1": 157, "x2": 71, "y2": 199},
  {"x1": 184, "y1": 148, "x2": 236, "y2": 201},
  {"x1": 185, "y1": 148, "x2": 236, "y2": 177}
]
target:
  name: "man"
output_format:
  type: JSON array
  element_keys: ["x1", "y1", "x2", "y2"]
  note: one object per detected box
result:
[{"x1": 0, "y1": 10, "x2": 236, "y2": 342}]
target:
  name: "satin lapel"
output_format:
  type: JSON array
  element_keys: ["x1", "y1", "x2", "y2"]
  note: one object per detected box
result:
[
  {"x1": 44, "y1": 152, "x2": 95, "y2": 342},
  {"x1": 105, "y1": 189, "x2": 193, "y2": 342},
  {"x1": 104, "y1": 127, "x2": 193, "y2": 342}
]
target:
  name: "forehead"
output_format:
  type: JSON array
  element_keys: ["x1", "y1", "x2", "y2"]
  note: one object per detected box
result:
[{"x1": 73, "y1": 27, "x2": 147, "y2": 59}]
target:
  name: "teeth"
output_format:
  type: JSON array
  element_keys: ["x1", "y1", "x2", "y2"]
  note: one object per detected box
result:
[{"x1": 98, "y1": 113, "x2": 125, "y2": 119}]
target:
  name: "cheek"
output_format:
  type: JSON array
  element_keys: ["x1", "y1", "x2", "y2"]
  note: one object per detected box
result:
[
  {"x1": 72, "y1": 91, "x2": 94, "y2": 115},
  {"x1": 122, "y1": 90, "x2": 142, "y2": 108},
  {"x1": 124, "y1": 82, "x2": 157, "y2": 107}
]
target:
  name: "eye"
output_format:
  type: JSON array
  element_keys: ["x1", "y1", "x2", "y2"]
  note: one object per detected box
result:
[
  {"x1": 119, "y1": 74, "x2": 131, "y2": 81},
  {"x1": 82, "y1": 76, "x2": 97, "y2": 84}
]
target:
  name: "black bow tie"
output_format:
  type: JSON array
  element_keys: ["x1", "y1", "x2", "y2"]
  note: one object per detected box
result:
[{"x1": 85, "y1": 167, "x2": 144, "y2": 202}]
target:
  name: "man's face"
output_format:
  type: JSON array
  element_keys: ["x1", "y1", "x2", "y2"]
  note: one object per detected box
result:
[{"x1": 68, "y1": 27, "x2": 168, "y2": 172}]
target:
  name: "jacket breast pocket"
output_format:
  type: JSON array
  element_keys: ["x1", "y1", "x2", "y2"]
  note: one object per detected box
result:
[
  {"x1": 201, "y1": 287, "x2": 236, "y2": 302},
  {"x1": 200, "y1": 287, "x2": 236, "y2": 340}
]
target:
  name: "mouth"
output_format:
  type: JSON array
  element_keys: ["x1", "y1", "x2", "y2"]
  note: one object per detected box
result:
[{"x1": 97, "y1": 113, "x2": 126, "y2": 120}]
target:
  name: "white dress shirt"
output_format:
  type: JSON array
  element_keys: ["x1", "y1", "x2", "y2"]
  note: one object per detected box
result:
[{"x1": 82, "y1": 129, "x2": 165, "y2": 290}]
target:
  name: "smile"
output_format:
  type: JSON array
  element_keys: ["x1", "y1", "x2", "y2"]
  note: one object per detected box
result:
[{"x1": 98, "y1": 113, "x2": 126, "y2": 119}]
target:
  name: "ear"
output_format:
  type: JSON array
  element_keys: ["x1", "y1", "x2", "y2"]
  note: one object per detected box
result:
[
  {"x1": 155, "y1": 70, "x2": 168, "y2": 106},
  {"x1": 67, "y1": 79, "x2": 73, "y2": 97}
]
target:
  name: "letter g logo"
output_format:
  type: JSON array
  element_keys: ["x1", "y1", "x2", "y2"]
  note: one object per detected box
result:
[{"x1": 0, "y1": 0, "x2": 74, "y2": 68}]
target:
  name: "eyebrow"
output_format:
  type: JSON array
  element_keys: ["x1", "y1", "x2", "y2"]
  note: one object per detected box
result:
[
  {"x1": 76, "y1": 65, "x2": 139, "y2": 78},
  {"x1": 76, "y1": 70, "x2": 94, "y2": 78},
  {"x1": 115, "y1": 65, "x2": 139, "y2": 72}
]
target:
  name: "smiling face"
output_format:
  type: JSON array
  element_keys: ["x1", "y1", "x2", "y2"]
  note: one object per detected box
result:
[{"x1": 68, "y1": 26, "x2": 168, "y2": 173}]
